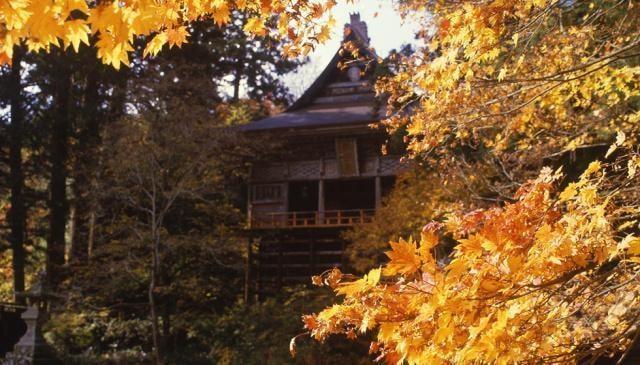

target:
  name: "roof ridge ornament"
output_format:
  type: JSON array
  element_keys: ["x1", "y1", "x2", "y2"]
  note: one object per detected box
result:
[{"x1": 344, "y1": 12, "x2": 370, "y2": 47}]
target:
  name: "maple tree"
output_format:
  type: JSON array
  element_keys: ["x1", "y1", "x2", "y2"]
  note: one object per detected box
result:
[
  {"x1": 304, "y1": 154, "x2": 640, "y2": 364},
  {"x1": 300, "y1": 0, "x2": 640, "y2": 362},
  {"x1": 0, "y1": 0, "x2": 336, "y2": 68},
  {"x1": 381, "y1": 0, "x2": 639, "y2": 178}
]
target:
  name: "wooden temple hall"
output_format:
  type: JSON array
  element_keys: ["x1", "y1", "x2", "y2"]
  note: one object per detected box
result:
[{"x1": 243, "y1": 14, "x2": 403, "y2": 295}]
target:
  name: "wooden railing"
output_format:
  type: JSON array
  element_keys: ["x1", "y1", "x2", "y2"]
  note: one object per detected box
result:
[{"x1": 250, "y1": 209, "x2": 375, "y2": 228}]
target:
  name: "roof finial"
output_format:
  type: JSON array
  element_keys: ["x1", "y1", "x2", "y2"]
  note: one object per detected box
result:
[{"x1": 344, "y1": 12, "x2": 369, "y2": 46}]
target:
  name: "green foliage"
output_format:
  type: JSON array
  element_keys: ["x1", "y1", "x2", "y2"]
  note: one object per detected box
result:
[
  {"x1": 0, "y1": 249, "x2": 14, "y2": 301},
  {"x1": 203, "y1": 287, "x2": 371, "y2": 365},
  {"x1": 45, "y1": 287, "x2": 372, "y2": 365},
  {"x1": 46, "y1": 310, "x2": 152, "y2": 363}
]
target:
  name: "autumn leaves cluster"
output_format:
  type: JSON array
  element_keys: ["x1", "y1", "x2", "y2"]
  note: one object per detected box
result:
[
  {"x1": 305, "y1": 159, "x2": 640, "y2": 364},
  {"x1": 312, "y1": 1, "x2": 640, "y2": 360},
  {"x1": 380, "y1": 0, "x2": 640, "y2": 168},
  {"x1": 0, "y1": 0, "x2": 337, "y2": 68}
]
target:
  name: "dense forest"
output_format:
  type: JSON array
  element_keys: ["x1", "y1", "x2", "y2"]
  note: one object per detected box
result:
[
  {"x1": 0, "y1": 12, "x2": 364, "y2": 364},
  {"x1": 1, "y1": 0, "x2": 640, "y2": 364}
]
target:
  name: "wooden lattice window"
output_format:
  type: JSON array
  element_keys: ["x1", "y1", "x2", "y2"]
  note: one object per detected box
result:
[
  {"x1": 252, "y1": 184, "x2": 283, "y2": 203},
  {"x1": 336, "y1": 138, "x2": 359, "y2": 176}
]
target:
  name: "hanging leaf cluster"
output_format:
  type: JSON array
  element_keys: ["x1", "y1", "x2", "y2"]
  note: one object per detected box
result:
[
  {"x1": 0, "y1": 0, "x2": 337, "y2": 68},
  {"x1": 303, "y1": 155, "x2": 640, "y2": 364}
]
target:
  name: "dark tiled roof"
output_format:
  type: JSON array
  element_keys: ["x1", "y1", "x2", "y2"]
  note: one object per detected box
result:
[{"x1": 241, "y1": 105, "x2": 384, "y2": 131}]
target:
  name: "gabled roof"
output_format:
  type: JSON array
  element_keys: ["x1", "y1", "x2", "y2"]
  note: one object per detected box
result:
[
  {"x1": 286, "y1": 49, "x2": 343, "y2": 112},
  {"x1": 243, "y1": 14, "x2": 381, "y2": 133}
]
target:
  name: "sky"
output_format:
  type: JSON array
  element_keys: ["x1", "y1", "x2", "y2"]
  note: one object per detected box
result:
[{"x1": 283, "y1": 1, "x2": 422, "y2": 98}]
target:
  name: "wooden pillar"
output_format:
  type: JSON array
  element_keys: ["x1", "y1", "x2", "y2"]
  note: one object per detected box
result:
[
  {"x1": 375, "y1": 176, "x2": 382, "y2": 209},
  {"x1": 318, "y1": 179, "x2": 325, "y2": 224},
  {"x1": 255, "y1": 238, "x2": 262, "y2": 302},
  {"x1": 277, "y1": 241, "x2": 283, "y2": 289},
  {"x1": 282, "y1": 181, "x2": 289, "y2": 212},
  {"x1": 310, "y1": 238, "x2": 316, "y2": 276},
  {"x1": 246, "y1": 184, "x2": 252, "y2": 228}
]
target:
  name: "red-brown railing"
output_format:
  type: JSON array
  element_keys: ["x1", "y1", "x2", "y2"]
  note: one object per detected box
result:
[{"x1": 250, "y1": 209, "x2": 375, "y2": 228}]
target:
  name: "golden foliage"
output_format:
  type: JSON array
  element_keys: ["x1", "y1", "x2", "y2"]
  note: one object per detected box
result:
[
  {"x1": 307, "y1": 1, "x2": 640, "y2": 362},
  {"x1": 0, "y1": 0, "x2": 338, "y2": 68},
  {"x1": 381, "y1": 0, "x2": 640, "y2": 172},
  {"x1": 305, "y1": 158, "x2": 640, "y2": 363}
]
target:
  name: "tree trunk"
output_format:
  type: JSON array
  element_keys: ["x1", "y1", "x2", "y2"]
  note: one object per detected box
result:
[
  {"x1": 47, "y1": 54, "x2": 72, "y2": 288},
  {"x1": 8, "y1": 46, "x2": 26, "y2": 304},
  {"x1": 149, "y1": 190, "x2": 164, "y2": 365},
  {"x1": 71, "y1": 71, "x2": 100, "y2": 264},
  {"x1": 149, "y1": 233, "x2": 164, "y2": 365},
  {"x1": 233, "y1": 46, "x2": 245, "y2": 102},
  {"x1": 233, "y1": 64, "x2": 242, "y2": 101}
]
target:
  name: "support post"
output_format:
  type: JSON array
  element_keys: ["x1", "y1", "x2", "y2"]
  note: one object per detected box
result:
[
  {"x1": 246, "y1": 183, "x2": 252, "y2": 228},
  {"x1": 310, "y1": 238, "x2": 316, "y2": 276},
  {"x1": 277, "y1": 241, "x2": 283, "y2": 289},
  {"x1": 318, "y1": 180, "x2": 325, "y2": 225},
  {"x1": 375, "y1": 176, "x2": 382, "y2": 210}
]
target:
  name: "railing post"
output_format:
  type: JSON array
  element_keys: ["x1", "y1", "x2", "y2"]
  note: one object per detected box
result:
[
  {"x1": 360, "y1": 209, "x2": 364, "y2": 224},
  {"x1": 292, "y1": 211, "x2": 297, "y2": 227}
]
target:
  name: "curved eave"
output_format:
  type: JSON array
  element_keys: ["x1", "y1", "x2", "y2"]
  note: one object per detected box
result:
[{"x1": 241, "y1": 105, "x2": 385, "y2": 132}]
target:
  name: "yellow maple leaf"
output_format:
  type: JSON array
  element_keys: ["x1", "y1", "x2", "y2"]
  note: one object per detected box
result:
[
  {"x1": 336, "y1": 279, "x2": 366, "y2": 296},
  {"x1": 366, "y1": 267, "x2": 382, "y2": 286},
  {"x1": 166, "y1": 26, "x2": 188, "y2": 48},
  {"x1": 143, "y1": 31, "x2": 168, "y2": 58},
  {"x1": 628, "y1": 156, "x2": 640, "y2": 179},
  {"x1": 243, "y1": 17, "x2": 266, "y2": 36},
  {"x1": 2, "y1": 0, "x2": 31, "y2": 30},
  {"x1": 378, "y1": 322, "x2": 396, "y2": 342},
  {"x1": 619, "y1": 235, "x2": 640, "y2": 255},
  {"x1": 63, "y1": 20, "x2": 90, "y2": 52},
  {"x1": 212, "y1": 1, "x2": 231, "y2": 27},
  {"x1": 316, "y1": 24, "x2": 331, "y2": 43},
  {"x1": 559, "y1": 183, "x2": 578, "y2": 202}
]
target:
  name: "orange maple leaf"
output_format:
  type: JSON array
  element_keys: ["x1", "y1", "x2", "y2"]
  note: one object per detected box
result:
[{"x1": 384, "y1": 239, "x2": 421, "y2": 276}]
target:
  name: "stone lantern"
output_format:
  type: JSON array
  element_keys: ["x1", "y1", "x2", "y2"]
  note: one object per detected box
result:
[{"x1": 2, "y1": 271, "x2": 61, "y2": 365}]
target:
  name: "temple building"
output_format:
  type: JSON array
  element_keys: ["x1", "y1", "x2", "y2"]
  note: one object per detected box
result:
[{"x1": 243, "y1": 14, "x2": 403, "y2": 296}]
